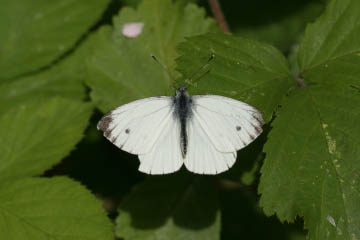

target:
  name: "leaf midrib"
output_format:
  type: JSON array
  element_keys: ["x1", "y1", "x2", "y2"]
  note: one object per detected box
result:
[
  {"x1": 187, "y1": 38, "x2": 289, "y2": 77},
  {"x1": 306, "y1": 87, "x2": 351, "y2": 239},
  {"x1": 0, "y1": 198, "x2": 108, "y2": 240},
  {"x1": 0, "y1": 204, "x2": 57, "y2": 240},
  {"x1": 301, "y1": 49, "x2": 360, "y2": 74}
]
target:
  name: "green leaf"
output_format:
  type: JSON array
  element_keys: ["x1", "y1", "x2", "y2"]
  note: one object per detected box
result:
[
  {"x1": 288, "y1": 43, "x2": 301, "y2": 76},
  {"x1": 0, "y1": 177, "x2": 113, "y2": 240},
  {"x1": 221, "y1": 126, "x2": 268, "y2": 186},
  {"x1": 120, "y1": 0, "x2": 142, "y2": 8},
  {"x1": 0, "y1": 98, "x2": 93, "y2": 182},
  {"x1": 233, "y1": 1, "x2": 324, "y2": 52},
  {"x1": 115, "y1": 173, "x2": 220, "y2": 240},
  {"x1": 259, "y1": 1, "x2": 360, "y2": 239},
  {"x1": 299, "y1": 0, "x2": 360, "y2": 73},
  {"x1": 0, "y1": 39, "x2": 92, "y2": 114},
  {"x1": 176, "y1": 33, "x2": 293, "y2": 121},
  {"x1": 220, "y1": 185, "x2": 306, "y2": 240},
  {"x1": 260, "y1": 88, "x2": 360, "y2": 239},
  {"x1": 0, "y1": 0, "x2": 109, "y2": 80},
  {"x1": 86, "y1": 0, "x2": 216, "y2": 113}
]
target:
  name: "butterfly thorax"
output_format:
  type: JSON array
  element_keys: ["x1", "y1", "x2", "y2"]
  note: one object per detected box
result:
[{"x1": 174, "y1": 87, "x2": 192, "y2": 159}]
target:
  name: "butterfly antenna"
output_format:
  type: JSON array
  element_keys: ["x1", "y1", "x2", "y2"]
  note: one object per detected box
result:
[
  {"x1": 187, "y1": 54, "x2": 215, "y2": 82},
  {"x1": 151, "y1": 55, "x2": 177, "y2": 89}
]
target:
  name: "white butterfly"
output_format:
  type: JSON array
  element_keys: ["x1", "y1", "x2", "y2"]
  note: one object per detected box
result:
[{"x1": 97, "y1": 86, "x2": 264, "y2": 175}]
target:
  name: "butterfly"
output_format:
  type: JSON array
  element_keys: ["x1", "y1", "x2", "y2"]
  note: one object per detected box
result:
[{"x1": 97, "y1": 85, "x2": 264, "y2": 175}]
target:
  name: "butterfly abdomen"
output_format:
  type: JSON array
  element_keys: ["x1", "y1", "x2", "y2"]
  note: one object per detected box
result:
[
  {"x1": 174, "y1": 87, "x2": 192, "y2": 158},
  {"x1": 180, "y1": 118, "x2": 187, "y2": 158}
]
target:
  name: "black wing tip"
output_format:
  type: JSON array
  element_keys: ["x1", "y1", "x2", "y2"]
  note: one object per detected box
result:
[
  {"x1": 249, "y1": 134, "x2": 256, "y2": 140},
  {"x1": 97, "y1": 112, "x2": 113, "y2": 132},
  {"x1": 259, "y1": 118, "x2": 265, "y2": 127},
  {"x1": 254, "y1": 126, "x2": 263, "y2": 135},
  {"x1": 247, "y1": 111, "x2": 265, "y2": 136},
  {"x1": 253, "y1": 112, "x2": 265, "y2": 127}
]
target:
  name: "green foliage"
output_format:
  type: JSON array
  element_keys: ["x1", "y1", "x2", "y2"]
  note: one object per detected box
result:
[
  {"x1": 0, "y1": 0, "x2": 109, "y2": 81},
  {"x1": 0, "y1": 177, "x2": 113, "y2": 240},
  {"x1": 116, "y1": 174, "x2": 220, "y2": 239},
  {"x1": 176, "y1": 33, "x2": 292, "y2": 121},
  {"x1": 229, "y1": 1, "x2": 324, "y2": 52},
  {"x1": 259, "y1": 0, "x2": 360, "y2": 239},
  {"x1": 1, "y1": 0, "x2": 360, "y2": 239},
  {"x1": 86, "y1": 0, "x2": 217, "y2": 113},
  {"x1": 0, "y1": 45, "x2": 90, "y2": 114},
  {"x1": 0, "y1": 0, "x2": 114, "y2": 238},
  {"x1": 299, "y1": 0, "x2": 360, "y2": 71},
  {"x1": 0, "y1": 98, "x2": 92, "y2": 182}
]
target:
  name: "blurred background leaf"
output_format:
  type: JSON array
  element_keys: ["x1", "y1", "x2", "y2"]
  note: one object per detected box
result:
[
  {"x1": 224, "y1": 0, "x2": 323, "y2": 53},
  {"x1": 195, "y1": 0, "x2": 325, "y2": 53},
  {"x1": 115, "y1": 173, "x2": 220, "y2": 240},
  {"x1": 0, "y1": 177, "x2": 113, "y2": 240},
  {"x1": 0, "y1": 39, "x2": 93, "y2": 114},
  {"x1": 0, "y1": 98, "x2": 92, "y2": 182},
  {"x1": 0, "y1": 0, "x2": 109, "y2": 81},
  {"x1": 220, "y1": 185, "x2": 306, "y2": 240}
]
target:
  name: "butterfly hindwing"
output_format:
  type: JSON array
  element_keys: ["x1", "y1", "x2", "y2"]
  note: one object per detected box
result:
[
  {"x1": 184, "y1": 114, "x2": 237, "y2": 174},
  {"x1": 138, "y1": 115, "x2": 183, "y2": 174}
]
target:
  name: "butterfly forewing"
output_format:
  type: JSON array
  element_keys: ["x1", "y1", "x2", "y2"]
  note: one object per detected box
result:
[
  {"x1": 97, "y1": 97, "x2": 174, "y2": 155},
  {"x1": 190, "y1": 95, "x2": 264, "y2": 153}
]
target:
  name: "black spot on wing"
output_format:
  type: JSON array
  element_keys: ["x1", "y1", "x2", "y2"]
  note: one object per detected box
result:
[
  {"x1": 125, "y1": 128, "x2": 130, "y2": 134},
  {"x1": 236, "y1": 126, "x2": 241, "y2": 131}
]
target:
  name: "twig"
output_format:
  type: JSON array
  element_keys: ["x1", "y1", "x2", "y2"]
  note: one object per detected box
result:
[
  {"x1": 208, "y1": 0, "x2": 231, "y2": 33},
  {"x1": 350, "y1": 85, "x2": 360, "y2": 92},
  {"x1": 296, "y1": 74, "x2": 307, "y2": 88},
  {"x1": 215, "y1": 179, "x2": 257, "y2": 193}
]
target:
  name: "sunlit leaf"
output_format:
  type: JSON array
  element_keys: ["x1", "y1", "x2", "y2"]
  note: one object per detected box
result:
[
  {"x1": 0, "y1": 40, "x2": 92, "y2": 113},
  {"x1": 0, "y1": 98, "x2": 92, "y2": 182},
  {"x1": 0, "y1": 177, "x2": 113, "y2": 240},
  {"x1": 0, "y1": 0, "x2": 109, "y2": 80}
]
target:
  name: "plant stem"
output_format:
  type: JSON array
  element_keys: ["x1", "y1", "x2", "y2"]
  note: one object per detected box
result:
[
  {"x1": 296, "y1": 74, "x2": 307, "y2": 88},
  {"x1": 208, "y1": 0, "x2": 231, "y2": 33}
]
